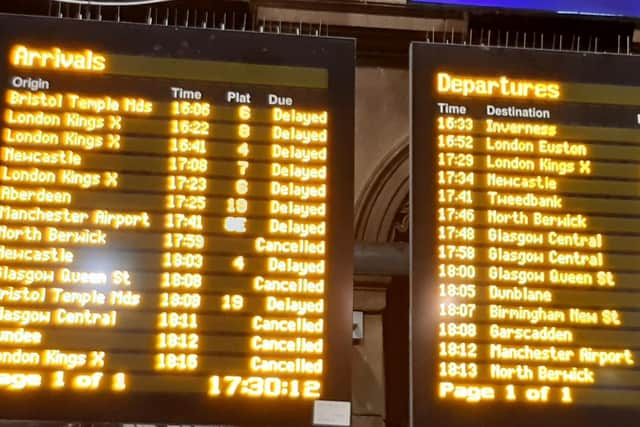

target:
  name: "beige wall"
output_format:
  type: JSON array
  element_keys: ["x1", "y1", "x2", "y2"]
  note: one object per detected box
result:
[
  {"x1": 355, "y1": 67, "x2": 410, "y2": 204},
  {"x1": 352, "y1": 66, "x2": 410, "y2": 427}
]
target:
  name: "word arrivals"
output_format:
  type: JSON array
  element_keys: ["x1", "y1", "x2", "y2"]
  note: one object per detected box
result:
[{"x1": 10, "y1": 45, "x2": 106, "y2": 72}]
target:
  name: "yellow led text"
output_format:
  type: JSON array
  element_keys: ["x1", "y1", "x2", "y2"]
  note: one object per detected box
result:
[
  {"x1": 437, "y1": 72, "x2": 560, "y2": 99},
  {"x1": 10, "y1": 45, "x2": 106, "y2": 72}
]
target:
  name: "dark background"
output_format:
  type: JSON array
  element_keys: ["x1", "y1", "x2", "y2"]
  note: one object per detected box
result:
[
  {"x1": 411, "y1": 43, "x2": 640, "y2": 427},
  {"x1": 0, "y1": 12, "x2": 354, "y2": 426}
]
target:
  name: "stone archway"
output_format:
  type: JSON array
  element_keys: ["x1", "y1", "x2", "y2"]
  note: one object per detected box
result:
[
  {"x1": 351, "y1": 66, "x2": 411, "y2": 427},
  {"x1": 352, "y1": 135, "x2": 410, "y2": 427},
  {"x1": 355, "y1": 136, "x2": 409, "y2": 243}
]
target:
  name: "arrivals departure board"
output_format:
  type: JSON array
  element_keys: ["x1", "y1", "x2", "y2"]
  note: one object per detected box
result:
[
  {"x1": 0, "y1": 14, "x2": 354, "y2": 425},
  {"x1": 411, "y1": 44, "x2": 640, "y2": 427}
]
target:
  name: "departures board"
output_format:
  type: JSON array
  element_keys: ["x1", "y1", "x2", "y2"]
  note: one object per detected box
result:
[
  {"x1": 0, "y1": 14, "x2": 354, "y2": 425},
  {"x1": 411, "y1": 44, "x2": 640, "y2": 427}
]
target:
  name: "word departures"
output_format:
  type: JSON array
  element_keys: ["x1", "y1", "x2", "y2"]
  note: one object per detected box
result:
[
  {"x1": 412, "y1": 44, "x2": 640, "y2": 427},
  {"x1": 0, "y1": 13, "x2": 354, "y2": 425}
]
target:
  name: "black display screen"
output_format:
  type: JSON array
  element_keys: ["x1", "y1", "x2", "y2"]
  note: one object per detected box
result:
[
  {"x1": 412, "y1": 43, "x2": 640, "y2": 426},
  {"x1": 0, "y1": 13, "x2": 354, "y2": 425}
]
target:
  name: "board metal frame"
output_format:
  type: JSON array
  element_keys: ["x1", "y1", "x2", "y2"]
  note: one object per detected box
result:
[
  {"x1": 411, "y1": 42, "x2": 640, "y2": 427},
  {"x1": 0, "y1": 13, "x2": 355, "y2": 426}
]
